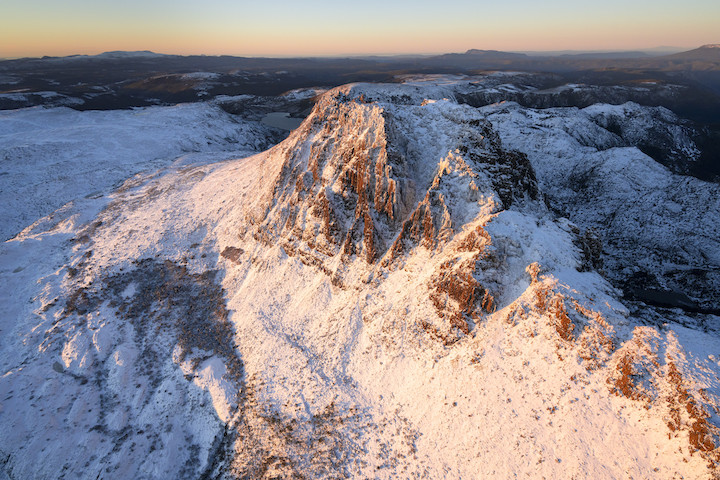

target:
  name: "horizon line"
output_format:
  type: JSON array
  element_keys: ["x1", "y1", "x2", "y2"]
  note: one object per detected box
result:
[{"x1": 2, "y1": 45, "x2": 708, "y2": 61}]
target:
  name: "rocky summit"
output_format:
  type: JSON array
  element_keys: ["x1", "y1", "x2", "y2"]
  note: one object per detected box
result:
[{"x1": 1, "y1": 76, "x2": 719, "y2": 479}]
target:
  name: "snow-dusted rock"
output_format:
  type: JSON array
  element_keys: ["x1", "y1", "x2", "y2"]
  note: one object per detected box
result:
[{"x1": 1, "y1": 78, "x2": 719, "y2": 479}]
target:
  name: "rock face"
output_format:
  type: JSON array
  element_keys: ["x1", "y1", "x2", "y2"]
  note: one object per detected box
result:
[
  {"x1": 482, "y1": 99, "x2": 720, "y2": 315},
  {"x1": 251, "y1": 86, "x2": 540, "y2": 341},
  {"x1": 258, "y1": 89, "x2": 539, "y2": 263},
  {"x1": 1, "y1": 77, "x2": 720, "y2": 479}
]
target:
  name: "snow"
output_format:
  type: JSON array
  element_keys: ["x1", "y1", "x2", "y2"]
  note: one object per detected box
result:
[
  {"x1": 481, "y1": 100, "x2": 720, "y2": 312},
  {"x1": 180, "y1": 72, "x2": 221, "y2": 80},
  {"x1": 280, "y1": 87, "x2": 328, "y2": 100},
  {"x1": 178, "y1": 355, "x2": 237, "y2": 423},
  {"x1": 0, "y1": 103, "x2": 280, "y2": 241},
  {"x1": 1, "y1": 78, "x2": 719, "y2": 479},
  {"x1": 0, "y1": 91, "x2": 84, "y2": 107},
  {"x1": 0, "y1": 75, "x2": 20, "y2": 85}
]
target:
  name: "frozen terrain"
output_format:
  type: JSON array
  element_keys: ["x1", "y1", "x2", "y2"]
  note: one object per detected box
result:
[
  {"x1": 0, "y1": 102, "x2": 283, "y2": 241},
  {"x1": 1, "y1": 77, "x2": 719, "y2": 479},
  {"x1": 481, "y1": 100, "x2": 720, "y2": 315}
]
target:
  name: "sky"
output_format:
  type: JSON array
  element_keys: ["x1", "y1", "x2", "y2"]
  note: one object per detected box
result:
[{"x1": 1, "y1": 0, "x2": 719, "y2": 58}]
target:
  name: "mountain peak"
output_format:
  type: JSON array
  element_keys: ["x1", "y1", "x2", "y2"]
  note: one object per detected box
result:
[
  {"x1": 464, "y1": 49, "x2": 527, "y2": 57},
  {"x1": 95, "y1": 50, "x2": 165, "y2": 58},
  {"x1": 257, "y1": 85, "x2": 537, "y2": 269},
  {"x1": 3, "y1": 78, "x2": 720, "y2": 479}
]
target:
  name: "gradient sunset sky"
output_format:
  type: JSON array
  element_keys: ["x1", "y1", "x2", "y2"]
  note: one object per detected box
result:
[{"x1": 2, "y1": 0, "x2": 719, "y2": 58}]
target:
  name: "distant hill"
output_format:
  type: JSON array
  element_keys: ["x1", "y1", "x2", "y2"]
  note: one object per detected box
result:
[
  {"x1": 422, "y1": 49, "x2": 532, "y2": 69},
  {"x1": 3, "y1": 45, "x2": 720, "y2": 115},
  {"x1": 94, "y1": 50, "x2": 168, "y2": 59},
  {"x1": 464, "y1": 49, "x2": 528, "y2": 58},
  {"x1": 666, "y1": 44, "x2": 720, "y2": 61},
  {"x1": 557, "y1": 51, "x2": 651, "y2": 59}
]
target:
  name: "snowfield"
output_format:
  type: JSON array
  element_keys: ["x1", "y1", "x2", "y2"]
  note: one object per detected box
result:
[
  {"x1": 1, "y1": 78, "x2": 719, "y2": 479},
  {"x1": 0, "y1": 102, "x2": 283, "y2": 241},
  {"x1": 481, "y1": 101, "x2": 720, "y2": 314}
]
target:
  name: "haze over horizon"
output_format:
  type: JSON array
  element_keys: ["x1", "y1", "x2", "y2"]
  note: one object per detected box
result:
[{"x1": 2, "y1": 0, "x2": 719, "y2": 58}]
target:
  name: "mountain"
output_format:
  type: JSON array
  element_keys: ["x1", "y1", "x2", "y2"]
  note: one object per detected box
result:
[
  {"x1": 465, "y1": 49, "x2": 528, "y2": 58},
  {"x1": 4, "y1": 45, "x2": 720, "y2": 116},
  {"x1": 424, "y1": 49, "x2": 533, "y2": 69},
  {"x1": 94, "y1": 50, "x2": 168, "y2": 59},
  {"x1": 521, "y1": 48, "x2": 684, "y2": 57},
  {"x1": 0, "y1": 101, "x2": 286, "y2": 242},
  {"x1": 40, "y1": 50, "x2": 170, "y2": 61},
  {"x1": 1, "y1": 77, "x2": 720, "y2": 479},
  {"x1": 557, "y1": 51, "x2": 651, "y2": 59},
  {"x1": 666, "y1": 44, "x2": 720, "y2": 62}
]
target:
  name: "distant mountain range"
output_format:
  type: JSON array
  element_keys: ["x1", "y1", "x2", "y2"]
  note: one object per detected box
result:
[
  {"x1": 667, "y1": 44, "x2": 720, "y2": 61},
  {"x1": 460, "y1": 48, "x2": 660, "y2": 60},
  {"x1": 6, "y1": 44, "x2": 719, "y2": 65},
  {"x1": 44, "y1": 50, "x2": 168, "y2": 60},
  {"x1": 420, "y1": 44, "x2": 720, "y2": 70},
  {"x1": 2, "y1": 44, "x2": 719, "y2": 130}
]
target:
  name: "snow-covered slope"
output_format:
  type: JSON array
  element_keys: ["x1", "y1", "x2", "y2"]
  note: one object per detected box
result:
[
  {"x1": 0, "y1": 102, "x2": 283, "y2": 241},
  {"x1": 482, "y1": 101, "x2": 720, "y2": 315},
  {"x1": 1, "y1": 79, "x2": 719, "y2": 479}
]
